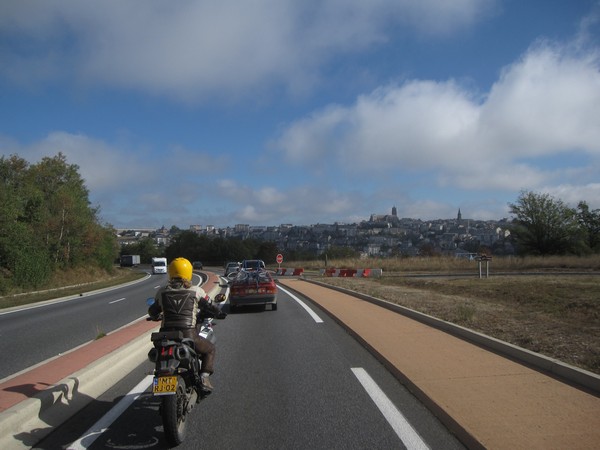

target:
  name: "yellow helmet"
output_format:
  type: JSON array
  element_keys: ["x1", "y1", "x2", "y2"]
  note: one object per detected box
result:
[{"x1": 168, "y1": 257, "x2": 193, "y2": 281}]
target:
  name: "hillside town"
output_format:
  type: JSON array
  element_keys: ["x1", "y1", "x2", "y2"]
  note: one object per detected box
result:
[{"x1": 117, "y1": 207, "x2": 514, "y2": 258}]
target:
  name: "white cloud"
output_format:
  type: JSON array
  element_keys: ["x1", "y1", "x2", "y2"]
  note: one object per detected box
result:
[
  {"x1": 275, "y1": 38, "x2": 600, "y2": 198},
  {"x1": 213, "y1": 179, "x2": 365, "y2": 224},
  {"x1": 1, "y1": 132, "x2": 147, "y2": 192},
  {"x1": 0, "y1": 132, "x2": 235, "y2": 225},
  {"x1": 480, "y1": 42, "x2": 600, "y2": 156},
  {"x1": 545, "y1": 183, "x2": 600, "y2": 209},
  {"x1": 0, "y1": 0, "x2": 497, "y2": 99},
  {"x1": 3, "y1": 1, "x2": 597, "y2": 227}
]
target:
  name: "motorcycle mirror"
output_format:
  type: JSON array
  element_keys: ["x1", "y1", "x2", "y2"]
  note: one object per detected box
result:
[
  {"x1": 214, "y1": 293, "x2": 227, "y2": 303},
  {"x1": 146, "y1": 297, "x2": 155, "y2": 306}
]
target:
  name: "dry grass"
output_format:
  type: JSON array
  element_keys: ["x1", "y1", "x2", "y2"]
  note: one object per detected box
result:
[
  {"x1": 291, "y1": 254, "x2": 600, "y2": 273},
  {"x1": 314, "y1": 273, "x2": 600, "y2": 375},
  {"x1": 0, "y1": 267, "x2": 145, "y2": 309},
  {"x1": 284, "y1": 255, "x2": 600, "y2": 374}
]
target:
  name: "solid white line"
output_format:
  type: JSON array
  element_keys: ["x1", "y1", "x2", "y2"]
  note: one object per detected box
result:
[
  {"x1": 108, "y1": 297, "x2": 126, "y2": 304},
  {"x1": 351, "y1": 368, "x2": 429, "y2": 450},
  {"x1": 277, "y1": 285, "x2": 323, "y2": 323},
  {"x1": 67, "y1": 375, "x2": 154, "y2": 450}
]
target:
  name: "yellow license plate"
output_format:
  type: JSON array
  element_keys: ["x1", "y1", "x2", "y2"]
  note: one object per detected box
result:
[{"x1": 153, "y1": 376, "x2": 177, "y2": 395}]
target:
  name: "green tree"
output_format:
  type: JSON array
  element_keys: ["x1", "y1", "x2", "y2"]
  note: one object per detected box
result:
[
  {"x1": 323, "y1": 245, "x2": 359, "y2": 259},
  {"x1": 240, "y1": 238, "x2": 261, "y2": 261},
  {"x1": 286, "y1": 248, "x2": 318, "y2": 261},
  {"x1": 255, "y1": 241, "x2": 279, "y2": 264},
  {"x1": 508, "y1": 191, "x2": 579, "y2": 255},
  {"x1": 206, "y1": 237, "x2": 247, "y2": 265},
  {"x1": 166, "y1": 231, "x2": 208, "y2": 262},
  {"x1": 0, "y1": 155, "x2": 53, "y2": 287},
  {"x1": 122, "y1": 237, "x2": 161, "y2": 264},
  {"x1": 576, "y1": 201, "x2": 600, "y2": 253},
  {"x1": 0, "y1": 153, "x2": 119, "y2": 290},
  {"x1": 27, "y1": 153, "x2": 97, "y2": 268},
  {"x1": 91, "y1": 223, "x2": 120, "y2": 271},
  {"x1": 418, "y1": 242, "x2": 440, "y2": 257}
]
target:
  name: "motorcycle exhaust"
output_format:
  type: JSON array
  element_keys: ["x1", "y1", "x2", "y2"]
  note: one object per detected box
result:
[
  {"x1": 148, "y1": 345, "x2": 192, "y2": 364},
  {"x1": 176, "y1": 346, "x2": 191, "y2": 360},
  {"x1": 148, "y1": 347, "x2": 158, "y2": 362}
]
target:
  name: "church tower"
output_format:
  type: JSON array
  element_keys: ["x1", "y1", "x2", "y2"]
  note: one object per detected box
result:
[
  {"x1": 457, "y1": 208, "x2": 462, "y2": 221},
  {"x1": 392, "y1": 205, "x2": 397, "y2": 217}
]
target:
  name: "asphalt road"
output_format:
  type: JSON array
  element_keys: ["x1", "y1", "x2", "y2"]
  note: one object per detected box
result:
[
  {"x1": 34, "y1": 280, "x2": 464, "y2": 450},
  {"x1": 0, "y1": 271, "x2": 201, "y2": 380}
]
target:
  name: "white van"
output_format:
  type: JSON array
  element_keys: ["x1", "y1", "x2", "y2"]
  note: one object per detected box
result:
[{"x1": 151, "y1": 257, "x2": 168, "y2": 274}]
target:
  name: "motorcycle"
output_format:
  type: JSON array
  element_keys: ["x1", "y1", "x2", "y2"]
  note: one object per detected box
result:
[{"x1": 146, "y1": 293, "x2": 226, "y2": 447}]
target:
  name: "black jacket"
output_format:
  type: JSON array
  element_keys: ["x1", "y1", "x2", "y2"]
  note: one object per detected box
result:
[{"x1": 149, "y1": 283, "x2": 206, "y2": 329}]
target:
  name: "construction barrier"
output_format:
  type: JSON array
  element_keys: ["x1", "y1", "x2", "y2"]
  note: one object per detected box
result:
[
  {"x1": 276, "y1": 268, "x2": 304, "y2": 276},
  {"x1": 319, "y1": 268, "x2": 381, "y2": 278}
]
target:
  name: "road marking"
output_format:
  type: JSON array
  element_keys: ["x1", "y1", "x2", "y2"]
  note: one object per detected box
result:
[
  {"x1": 277, "y1": 285, "x2": 323, "y2": 323},
  {"x1": 67, "y1": 375, "x2": 154, "y2": 450},
  {"x1": 109, "y1": 298, "x2": 126, "y2": 304},
  {"x1": 351, "y1": 367, "x2": 429, "y2": 450},
  {"x1": 0, "y1": 275, "x2": 152, "y2": 316},
  {"x1": 0, "y1": 296, "x2": 79, "y2": 315}
]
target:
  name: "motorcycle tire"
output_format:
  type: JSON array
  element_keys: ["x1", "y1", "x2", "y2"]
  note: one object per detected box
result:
[{"x1": 161, "y1": 376, "x2": 187, "y2": 446}]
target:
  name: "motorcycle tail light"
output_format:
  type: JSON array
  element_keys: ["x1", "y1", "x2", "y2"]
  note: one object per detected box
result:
[{"x1": 160, "y1": 346, "x2": 175, "y2": 357}]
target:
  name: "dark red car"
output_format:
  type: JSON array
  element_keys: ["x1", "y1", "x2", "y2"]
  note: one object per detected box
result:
[{"x1": 228, "y1": 269, "x2": 277, "y2": 311}]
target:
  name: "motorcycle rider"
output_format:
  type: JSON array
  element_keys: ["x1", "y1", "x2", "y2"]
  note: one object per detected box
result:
[{"x1": 148, "y1": 257, "x2": 226, "y2": 394}]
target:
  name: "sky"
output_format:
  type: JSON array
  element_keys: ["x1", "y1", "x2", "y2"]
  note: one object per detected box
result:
[{"x1": 1, "y1": 0, "x2": 599, "y2": 229}]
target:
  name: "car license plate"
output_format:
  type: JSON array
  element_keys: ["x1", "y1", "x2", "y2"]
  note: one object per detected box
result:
[
  {"x1": 248, "y1": 288, "x2": 256, "y2": 294},
  {"x1": 153, "y1": 376, "x2": 177, "y2": 395}
]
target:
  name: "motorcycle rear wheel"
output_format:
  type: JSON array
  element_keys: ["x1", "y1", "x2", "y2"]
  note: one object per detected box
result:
[{"x1": 161, "y1": 376, "x2": 187, "y2": 446}]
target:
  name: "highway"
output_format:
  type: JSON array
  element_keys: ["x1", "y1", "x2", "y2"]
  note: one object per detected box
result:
[
  {"x1": 29, "y1": 272, "x2": 463, "y2": 449},
  {"x1": 0, "y1": 271, "x2": 191, "y2": 381}
]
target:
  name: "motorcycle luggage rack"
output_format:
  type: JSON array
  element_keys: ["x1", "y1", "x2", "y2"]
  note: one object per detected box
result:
[
  {"x1": 181, "y1": 338, "x2": 196, "y2": 349},
  {"x1": 151, "y1": 330, "x2": 184, "y2": 341}
]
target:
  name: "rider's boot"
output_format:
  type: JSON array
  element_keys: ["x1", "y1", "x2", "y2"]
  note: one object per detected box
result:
[{"x1": 200, "y1": 372, "x2": 213, "y2": 395}]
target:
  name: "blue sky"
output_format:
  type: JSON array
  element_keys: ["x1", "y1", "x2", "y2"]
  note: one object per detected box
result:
[{"x1": 1, "y1": 0, "x2": 599, "y2": 229}]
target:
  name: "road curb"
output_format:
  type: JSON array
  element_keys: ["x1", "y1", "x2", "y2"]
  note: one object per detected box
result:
[{"x1": 0, "y1": 328, "x2": 157, "y2": 450}]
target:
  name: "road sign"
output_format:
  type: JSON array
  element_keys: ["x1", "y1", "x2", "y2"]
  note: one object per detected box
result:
[{"x1": 276, "y1": 254, "x2": 283, "y2": 264}]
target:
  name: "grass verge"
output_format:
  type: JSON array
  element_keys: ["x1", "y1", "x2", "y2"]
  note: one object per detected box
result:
[
  {"x1": 0, "y1": 266, "x2": 146, "y2": 310},
  {"x1": 315, "y1": 273, "x2": 600, "y2": 375}
]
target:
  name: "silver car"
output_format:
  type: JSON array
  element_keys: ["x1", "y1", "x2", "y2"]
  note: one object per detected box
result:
[{"x1": 224, "y1": 261, "x2": 240, "y2": 277}]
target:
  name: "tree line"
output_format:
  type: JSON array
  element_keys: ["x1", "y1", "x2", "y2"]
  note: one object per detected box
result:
[
  {"x1": 509, "y1": 191, "x2": 600, "y2": 256},
  {"x1": 0, "y1": 153, "x2": 118, "y2": 292},
  {"x1": 127, "y1": 190, "x2": 600, "y2": 264},
  {"x1": 122, "y1": 232, "x2": 291, "y2": 267},
  {"x1": 2, "y1": 152, "x2": 598, "y2": 294},
  {"x1": 125, "y1": 190, "x2": 600, "y2": 265}
]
